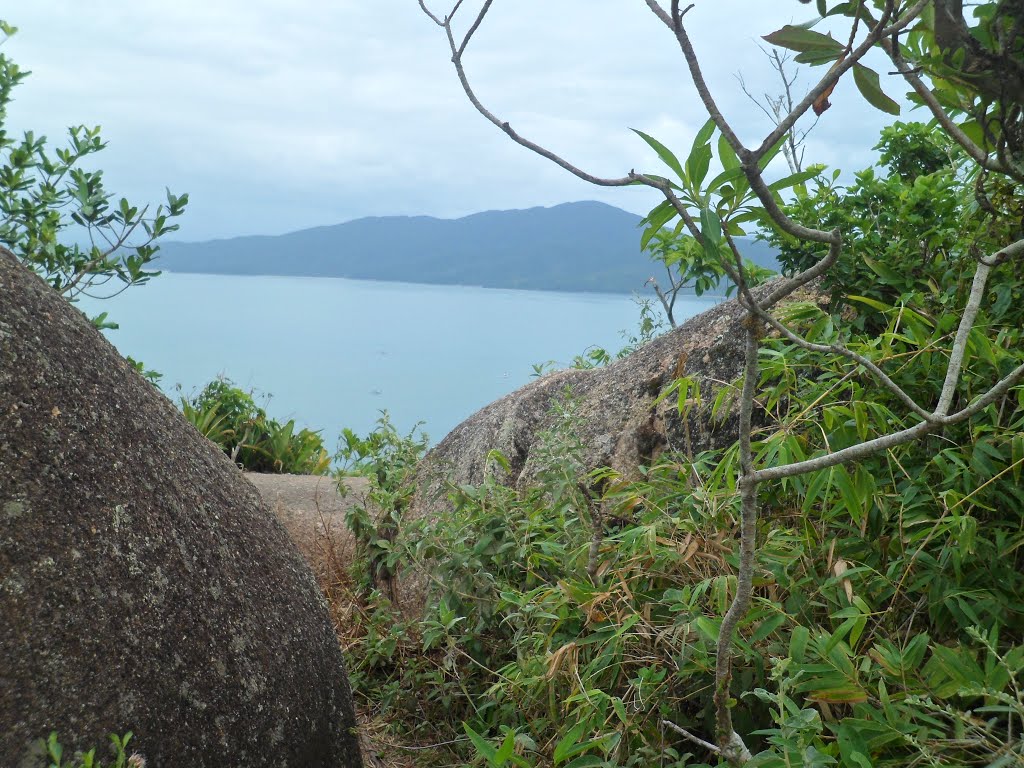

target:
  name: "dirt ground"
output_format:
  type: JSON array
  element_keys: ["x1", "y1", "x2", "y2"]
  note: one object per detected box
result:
[
  {"x1": 245, "y1": 472, "x2": 366, "y2": 574},
  {"x1": 244, "y1": 472, "x2": 419, "y2": 768}
]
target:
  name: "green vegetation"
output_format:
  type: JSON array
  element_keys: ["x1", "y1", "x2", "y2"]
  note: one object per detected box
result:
[
  {"x1": 6, "y1": 2, "x2": 1024, "y2": 766},
  {"x1": 341, "y1": 214, "x2": 1024, "y2": 761},
  {"x1": 335, "y1": 1, "x2": 1024, "y2": 765},
  {"x1": 646, "y1": 229, "x2": 777, "y2": 327},
  {"x1": 0, "y1": 16, "x2": 184, "y2": 391},
  {"x1": 180, "y1": 377, "x2": 331, "y2": 474},
  {"x1": 0, "y1": 22, "x2": 186, "y2": 322},
  {"x1": 39, "y1": 732, "x2": 142, "y2": 768},
  {"x1": 336, "y1": 413, "x2": 430, "y2": 597}
]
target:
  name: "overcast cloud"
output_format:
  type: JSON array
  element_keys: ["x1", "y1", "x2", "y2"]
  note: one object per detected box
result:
[{"x1": 6, "y1": 2, "x2": 902, "y2": 240}]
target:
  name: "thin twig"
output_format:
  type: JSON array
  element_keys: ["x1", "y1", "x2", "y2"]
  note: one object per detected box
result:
[
  {"x1": 661, "y1": 719, "x2": 720, "y2": 755},
  {"x1": 457, "y1": 0, "x2": 493, "y2": 57}
]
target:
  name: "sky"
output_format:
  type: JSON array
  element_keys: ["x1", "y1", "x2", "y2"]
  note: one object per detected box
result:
[{"x1": 5, "y1": 2, "x2": 902, "y2": 241}]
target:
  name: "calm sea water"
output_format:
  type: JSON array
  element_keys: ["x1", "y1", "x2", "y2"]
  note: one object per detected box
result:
[{"x1": 80, "y1": 273, "x2": 717, "y2": 443}]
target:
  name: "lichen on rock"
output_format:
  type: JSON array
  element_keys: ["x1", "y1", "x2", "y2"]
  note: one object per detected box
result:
[{"x1": 0, "y1": 248, "x2": 362, "y2": 768}]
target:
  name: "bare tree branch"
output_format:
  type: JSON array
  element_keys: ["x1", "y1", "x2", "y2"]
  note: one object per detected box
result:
[
  {"x1": 743, "y1": 163, "x2": 837, "y2": 244},
  {"x1": 935, "y1": 256, "x2": 995, "y2": 414},
  {"x1": 668, "y1": 16, "x2": 751, "y2": 161},
  {"x1": 641, "y1": 0, "x2": 673, "y2": 29},
  {"x1": 422, "y1": 6, "x2": 650, "y2": 189},
  {"x1": 417, "y1": 0, "x2": 444, "y2": 26},
  {"x1": 457, "y1": 0, "x2": 493, "y2": 58},
  {"x1": 662, "y1": 719, "x2": 720, "y2": 755},
  {"x1": 713, "y1": 322, "x2": 760, "y2": 764}
]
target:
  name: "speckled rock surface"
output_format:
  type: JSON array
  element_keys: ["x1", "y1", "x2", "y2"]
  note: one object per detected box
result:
[
  {"x1": 0, "y1": 249, "x2": 362, "y2": 767},
  {"x1": 413, "y1": 278, "x2": 808, "y2": 520},
  {"x1": 390, "y1": 282, "x2": 802, "y2": 619}
]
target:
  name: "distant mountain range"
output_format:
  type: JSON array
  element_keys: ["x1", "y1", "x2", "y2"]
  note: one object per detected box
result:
[{"x1": 158, "y1": 200, "x2": 779, "y2": 294}]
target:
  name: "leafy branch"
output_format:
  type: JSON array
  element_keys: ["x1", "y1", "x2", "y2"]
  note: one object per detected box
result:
[
  {"x1": 419, "y1": 0, "x2": 1024, "y2": 762},
  {"x1": 0, "y1": 20, "x2": 188, "y2": 314}
]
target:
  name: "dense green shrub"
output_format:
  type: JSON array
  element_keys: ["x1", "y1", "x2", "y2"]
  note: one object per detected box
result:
[
  {"x1": 347, "y1": 391, "x2": 1024, "y2": 766},
  {"x1": 336, "y1": 412, "x2": 429, "y2": 596},
  {"x1": 762, "y1": 121, "x2": 1023, "y2": 325},
  {"x1": 341, "y1": 124, "x2": 1024, "y2": 767},
  {"x1": 180, "y1": 377, "x2": 330, "y2": 475}
]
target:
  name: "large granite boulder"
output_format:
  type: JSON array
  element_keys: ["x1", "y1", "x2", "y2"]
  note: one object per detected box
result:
[
  {"x1": 413, "y1": 283, "x2": 791, "y2": 518},
  {"x1": 0, "y1": 248, "x2": 362, "y2": 767}
]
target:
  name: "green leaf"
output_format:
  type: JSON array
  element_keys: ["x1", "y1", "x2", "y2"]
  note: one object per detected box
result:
[
  {"x1": 827, "y1": 1, "x2": 874, "y2": 21},
  {"x1": 795, "y1": 48, "x2": 845, "y2": 66},
  {"x1": 633, "y1": 129, "x2": 686, "y2": 181},
  {"x1": 611, "y1": 696, "x2": 628, "y2": 724},
  {"x1": 706, "y1": 166, "x2": 745, "y2": 195},
  {"x1": 694, "y1": 615, "x2": 722, "y2": 642},
  {"x1": 763, "y1": 25, "x2": 844, "y2": 54},
  {"x1": 807, "y1": 682, "x2": 869, "y2": 704},
  {"x1": 691, "y1": 117, "x2": 716, "y2": 153},
  {"x1": 863, "y1": 257, "x2": 905, "y2": 287},
  {"x1": 758, "y1": 134, "x2": 789, "y2": 171},
  {"x1": 464, "y1": 724, "x2": 499, "y2": 764},
  {"x1": 553, "y1": 720, "x2": 590, "y2": 764},
  {"x1": 686, "y1": 144, "x2": 713, "y2": 191},
  {"x1": 832, "y1": 465, "x2": 860, "y2": 521},
  {"x1": 495, "y1": 730, "x2": 516, "y2": 766},
  {"x1": 846, "y1": 294, "x2": 893, "y2": 312},
  {"x1": 749, "y1": 613, "x2": 787, "y2": 644},
  {"x1": 802, "y1": 469, "x2": 831, "y2": 515},
  {"x1": 699, "y1": 207, "x2": 724, "y2": 264},
  {"x1": 853, "y1": 64, "x2": 901, "y2": 115},
  {"x1": 957, "y1": 118, "x2": 987, "y2": 148},
  {"x1": 640, "y1": 199, "x2": 678, "y2": 250},
  {"x1": 718, "y1": 131, "x2": 740, "y2": 171},
  {"x1": 768, "y1": 166, "x2": 822, "y2": 192},
  {"x1": 89, "y1": 311, "x2": 119, "y2": 331},
  {"x1": 837, "y1": 722, "x2": 874, "y2": 768},
  {"x1": 790, "y1": 625, "x2": 810, "y2": 662}
]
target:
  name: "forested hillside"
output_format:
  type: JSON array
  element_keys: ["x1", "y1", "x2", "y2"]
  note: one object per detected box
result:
[{"x1": 158, "y1": 201, "x2": 778, "y2": 293}]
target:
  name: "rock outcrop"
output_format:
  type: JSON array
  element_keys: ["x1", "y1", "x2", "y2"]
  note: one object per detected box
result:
[
  {"x1": 412, "y1": 285, "x2": 776, "y2": 521},
  {"x1": 392, "y1": 281, "x2": 819, "y2": 617},
  {"x1": 0, "y1": 249, "x2": 362, "y2": 767}
]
